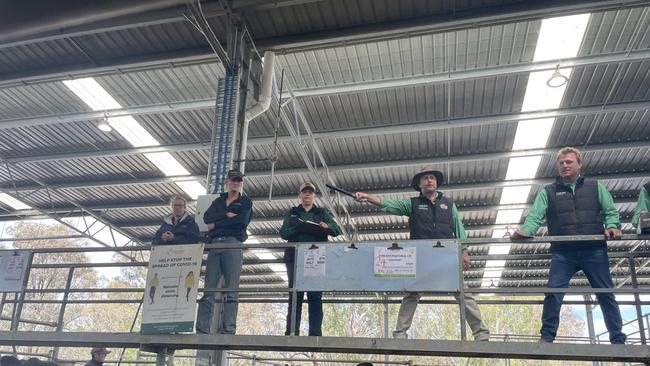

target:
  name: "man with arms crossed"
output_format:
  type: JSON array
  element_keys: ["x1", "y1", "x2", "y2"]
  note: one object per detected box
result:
[{"x1": 196, "y1": 169, "x2": 253, "y2": 334}]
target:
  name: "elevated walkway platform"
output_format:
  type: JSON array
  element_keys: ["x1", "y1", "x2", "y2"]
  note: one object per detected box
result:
[{"x1": 1, "y1": 331, "x2": 649, "y2": 364}]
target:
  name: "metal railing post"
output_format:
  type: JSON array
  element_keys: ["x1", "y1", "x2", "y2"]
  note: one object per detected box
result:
[{"x1": 627, "y1": 257, "x2": 646, "y2": 345}]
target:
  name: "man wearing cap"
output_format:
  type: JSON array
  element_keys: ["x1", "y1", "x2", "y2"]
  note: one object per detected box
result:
[
  {"x1": 151, "y1": 196, "x2": 200, "y2": 245},
  {"x1": 355, "y1": 167, "x2": 490, "y2": 341},
  {"x1": 85, "y1": 348, "x2": 111, "y2": 366},
  {"x1": 196, "y1": 169, "x2": 253, "y2": 335},
  {"x1": 280, "y1": 182, "x2": 341, "y2": 336},
  {"x1": 512, "y1": 147, "x2": 626, "y2": 344}
]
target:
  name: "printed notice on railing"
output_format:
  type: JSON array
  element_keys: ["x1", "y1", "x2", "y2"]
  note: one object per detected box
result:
[
  {"x1": 303, "y1": 247, "x2": 326, "y2": 277},
  {"x1": 141, "y1": 243, "x2": 204, "y2": 334},
  {"x1": 0, "y1": 251, "x2": 29, "y2": 292},
  {"x1": 374, "y1": 247, "x2": 416, "y2": 278}
]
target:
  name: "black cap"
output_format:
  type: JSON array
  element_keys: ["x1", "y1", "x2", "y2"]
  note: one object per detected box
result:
[{"x1": 226, "y1": 169, "x2": 244, "y2": 181}]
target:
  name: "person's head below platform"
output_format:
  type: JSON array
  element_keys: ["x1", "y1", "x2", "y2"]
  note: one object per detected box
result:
[
  {"x1": 357, "y1": 363, "x2": 373, "y2": 366},
  {"x1": 90, "y1": 348, "x2": 111, "y2": 362}
]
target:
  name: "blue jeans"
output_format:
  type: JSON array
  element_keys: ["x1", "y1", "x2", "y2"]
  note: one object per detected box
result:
[
  {"x1": 196, "y1": 238, "x2": 243, "y2": 334},
  {"x1": 541, "y1": 247, "x2": 626, "y2": 344},
  {"x1": 284, "y1": 248, "x2": 323, "y2": 336}
]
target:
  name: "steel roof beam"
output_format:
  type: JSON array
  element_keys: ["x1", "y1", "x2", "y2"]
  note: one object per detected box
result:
[
  {"x1": 4, "y1": 145, "x2": 648, "y2": 192},
  {"x1": 0, "y1": 1, "x2": 322, "y2": 49},
  {"x1": 2, "y1": 47, "x2": 650, "y2": 98},
  {"x1": 1, "y1": 0, "x2": 648, "y2": 87},
  {"x1": 259, "y1": 0, "x2": 650, "y2": 53},
  {"x1": 283, "y1": 49, "x2": 650, "y2": 98},
  {"x1": 4, "y1": 103, "x2": 650, "y2": 162}
]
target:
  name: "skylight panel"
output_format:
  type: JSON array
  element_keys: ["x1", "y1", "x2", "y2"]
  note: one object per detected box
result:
[
  {"x1": 491, "y1": 229, "x2": 508, "y2": 239},
  {"x1": 63, "y1": 78, "x2": 201, "y2": 199},
  {"x1": 0, "y1": 193, "x2": 31, "y2": 210},
  {"x1": 488, "y1": 244, "x2": 511, "y2": 255},
  {"x1": 495, "y1": 209, "x2": 524, "y2": 225},
  {"x1": 533, "y1": 14, "x2": 591, "y2": 62},
  {"x1": 145, "y1": 152, "x2": 191, "y2": 176},
  {"x1": 499, "y1": 186, "x2": 532, "y2": 205},
  {"x1": 512, "y1": 118, "x2": 555, "y2": 150},
  {"x1": 175, "y1": 181, "x2": 206, "y2": 200},
  {"x1": 485, "y1": 260, "x2": 507, "y2": 268},
  {"x1": 109, "y1": 116, "x2": 160, "y2": 147},
  {"x1": 250, "y1": 249, "x2": 277, "y2": 261},
  {"x1": 480, "y1": 270, "x2": 503, "y2": 288},
  {"x1": 505, "y1": 156, "x2": 542, "y2": 180},
  {"x1": 63, "y1": 79, "x2": 121, "y2": 110},
  {"x1": 520, "y1": 70, "x2": 573, "y2": 112}
]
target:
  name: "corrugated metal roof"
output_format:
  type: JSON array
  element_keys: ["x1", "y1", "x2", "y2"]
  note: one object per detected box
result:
[
  {"x1": 245, "y1": 0, "x2": 529, "y2": 40},
  {"x1": 96, "y1": 63, "x2": 223, "y2": 106},
  {"x1": 276, "y1": 20, "x2": 538, "y2": 88},
  {"x1": 0, "y1": 83, "x2": 89, "y2": 119},
  {"x1": 73, "y1": 21, "x2": 208, "y2": 60},
  {"x1": 0, "y1": 2, "x2": 648, "y2": 294}
]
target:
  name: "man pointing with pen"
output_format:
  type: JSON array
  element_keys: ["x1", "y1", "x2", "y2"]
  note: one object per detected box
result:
[{"x1": 355, "y1": 167, "x2": 490, "y2": 341}]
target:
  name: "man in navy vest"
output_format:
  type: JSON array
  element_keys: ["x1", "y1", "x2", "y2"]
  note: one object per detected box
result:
[
  {"x1": 355, "y1": 167, "x2": 490, "y2": 341},
  {"x1": 513, "y1": 147, "x2": 626, "y2": 344}
]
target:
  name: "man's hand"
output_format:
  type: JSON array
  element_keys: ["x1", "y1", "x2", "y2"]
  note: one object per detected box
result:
[
  {"x1": 226, "y1": 212, "x2": 237, "y2": 218},
  {"x1": 319, "y1": 222, "x2": 329, "y2": 229},
  {"x1": 162, "y1": 231, "x2": 174, "y2": 242},
  {"x1": 355, "y1": 192, "x2": 380, "y2": 205},
  {"x1": 510, "y1": 228, "x2": 527, "y2": 239},
  {"x1": 604, "y1": 228, "x2": 623, "y2": 239},
  {"x1": 462, "y1": 251, "x2": 471, "y2": 271},
  {"x1": 355, "y1": 192, "x2": 368, "y2": 202}
]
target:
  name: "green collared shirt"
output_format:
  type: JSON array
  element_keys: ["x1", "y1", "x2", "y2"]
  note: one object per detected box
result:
[
  {"x1": 280, "y1": 204, "x2": 341, "y2": 242},
  {"x1": 379, "y1": 192, "x2": 468, "y2": 250},
  {"x1": 520, "y1": 180, "x2": 621, "y2": 235},
  {"x1": 632, "y1": 186, "x2": 650, "y2": 228}
]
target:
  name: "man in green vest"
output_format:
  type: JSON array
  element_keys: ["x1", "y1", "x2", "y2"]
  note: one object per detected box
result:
[
  {"x1": 513, "y1": 147, "x2": 626, "y2": 344},
  {"x1": 355, "y1": 167, "x2": 489, "y2": 341}
]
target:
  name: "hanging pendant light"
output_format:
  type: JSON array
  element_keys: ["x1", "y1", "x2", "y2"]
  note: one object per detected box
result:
[{"x1": 546, "y1": 64, "x2": 569, "y2": 88}]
